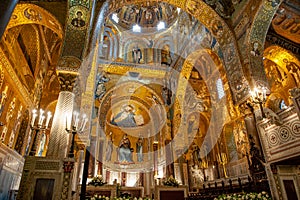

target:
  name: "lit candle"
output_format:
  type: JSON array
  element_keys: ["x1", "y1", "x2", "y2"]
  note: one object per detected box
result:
[
  {"x1": 31, "y1": 109, "x2": 37, "y2": 126},
  {"x1": 254, "y1": 88, "x2": 258, "y2": 99},
  {"x1": 45, "y1": 111, "x2": 52, "y2": 128},
  {"x1": 262, "y1": 87, "x2": 267, "y2": 101},
  {"x1": 39, "y1": 115, "x2": 45, "y2": 126},
  {"x1": 38, "y1": 109, "x2": 44, "y2": 126},
  {"x1": 80, "y1": 114, "x2": 88, "y2": 131},
  {"x1": 73, "y1": 111, "x2": 79, "y2": 128},
  {"x1": 65, "y1": 115, "x2": 68, "y2": 130}
]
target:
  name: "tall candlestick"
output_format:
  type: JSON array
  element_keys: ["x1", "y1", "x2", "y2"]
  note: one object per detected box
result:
[
  {"x1": 73, "y1": 111, "x2": 79, "y2": 128},
  {"x1": 262, "y1": 87, "x2": 267, "y2": 101},
  {"x1": 31, "y1": 109, "x2": 37, "y2": 126},
  {"x1": 80, "y1": 118, "x2": 88, "y2": 131},
  {"x1": 66, "y1": 115, "x2": 68, "y2": 130},
  {"x1": 38, "y1": 109, "x2": 44, "y2": 126},
  {"x1": 45, "y1": 111, "x2": 52, "y2": 128}
]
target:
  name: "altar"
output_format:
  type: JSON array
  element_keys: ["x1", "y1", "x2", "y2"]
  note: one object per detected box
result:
[
  {"x1": 84, "y1": 185, "x2": 116, "y2": 198},
  {"x1": 153, "y1": 185, "x2": 188, "y2": 200},
  {"x1": 83, "y1": 185, "x2": 144, "y2": 199}
]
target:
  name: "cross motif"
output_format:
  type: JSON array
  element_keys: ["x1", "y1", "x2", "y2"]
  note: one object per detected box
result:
[
  {"x1": 280, "y1": 129, "x2": 289, "y2": 140},
  {"x1": 292, "y1": 123, "x2": 300, "y2": 134},
  {"x1": 271, "y1": 135, "x2": 276, "y2": 143},
  {"x1": 270, "y1": 134, "x2": 277, "y2": 145}
]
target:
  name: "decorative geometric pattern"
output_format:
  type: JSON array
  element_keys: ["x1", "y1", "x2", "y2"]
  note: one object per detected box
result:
[
  {"x1": 260, "y1": 110, "x2": 300, "y2": 159},
  {"x1": 278, "y1": 127, "x2": 291, "y2": 142},
  {"x1": 267, "y1": 131, "x2": 279, "y2": 147},
  {"x1": 291, "y1": 121, "x2": 300, "y2": 138}
]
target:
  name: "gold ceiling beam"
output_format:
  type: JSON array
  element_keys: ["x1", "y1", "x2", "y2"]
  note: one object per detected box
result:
[
  {"x1": 99, "y1": 62, "x2": 168, "y2": 78},
  {"x1": 38, "y1": 25, "x2": 52, "y2": 65}
]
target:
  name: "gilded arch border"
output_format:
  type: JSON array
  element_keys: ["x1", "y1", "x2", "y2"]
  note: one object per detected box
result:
[
  {"x1": 6, "y1": 3, "x2": 63, "y2": 39},
  {"x1": 172, "y1": 48, "x2": 228, "y2": 150},
  {"x1": 248, "y1": 0, "x2": 283, "y2": 89},
  {"x1": 106, "y1": 0, "x2": 250, "y2": 104}
]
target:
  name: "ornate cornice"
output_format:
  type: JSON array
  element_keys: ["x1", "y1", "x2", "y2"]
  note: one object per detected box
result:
[{"x1": 99, "y1": 61, "x2": 167, "y2": 78}]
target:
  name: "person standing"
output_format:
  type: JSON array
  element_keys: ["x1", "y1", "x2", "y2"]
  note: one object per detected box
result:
[
  {"x1": 105, "y1": 132, "x2": 113, "y2": 161},
  {"x1": 136, "y1": 137, "x2": 143, "y2": 162}
]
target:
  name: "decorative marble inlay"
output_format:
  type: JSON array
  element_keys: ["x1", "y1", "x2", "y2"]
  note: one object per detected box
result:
[
  {"x1": 268, "y1": 131, "x2": 279, "y2": 146},
  {"x1": 278, "y1": 126, "x2": 290, "y2": 142},
  {"x1": 258, "y1": 107, "x2": 300, "y2": 163},
  {"x1": 291, "y1": 121, "x2": 300, "y2": 137}
]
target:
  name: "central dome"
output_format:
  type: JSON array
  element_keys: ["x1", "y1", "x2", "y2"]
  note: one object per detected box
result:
[{"x1": 109, "y1": 2, "x2": 179, "y2": 33}]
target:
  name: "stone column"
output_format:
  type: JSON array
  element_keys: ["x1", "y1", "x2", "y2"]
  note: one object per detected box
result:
[
  {"x1": 165, "y1": 139, "x2": 174, "y2": 177},
  {"x1": 47, "y1": 72, "x2": 78, "y2": 158},
  {"x1": 244, "y1": 116, "x2": 263, "y2": 154},
  {"x1": 144, "y1": 171, "x2": 152, "y2": 197},
  {"x1": 265, "y1": 164, "x2": 280, "y2": 200}
]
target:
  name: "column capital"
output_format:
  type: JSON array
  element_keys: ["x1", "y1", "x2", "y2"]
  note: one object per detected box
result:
[
  {"x1": 56, "y1": 56, "x2": 81, "y2": 92},
  {"x1": 57, "y1": 72, "x2": 78, "y2": 92}
]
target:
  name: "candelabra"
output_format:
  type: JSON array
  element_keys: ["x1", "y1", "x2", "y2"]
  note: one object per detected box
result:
[
  {"x1": 65, "y1": 111, "x2": 88, "y2": 158},
  {"x1": 246, "y1": 87, "x2": 268, "y2": 183},
  {"x1": 249, "y1": 87, "x2": 267, "y2": 118},
  {"x1": 29, "y1": 109, "x2": 52, "y2": 156}
]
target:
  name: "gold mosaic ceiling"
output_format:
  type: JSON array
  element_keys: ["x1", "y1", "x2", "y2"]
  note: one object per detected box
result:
[{"x1": 108, "y1": 2, "x2": 179, "y2": 32}]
